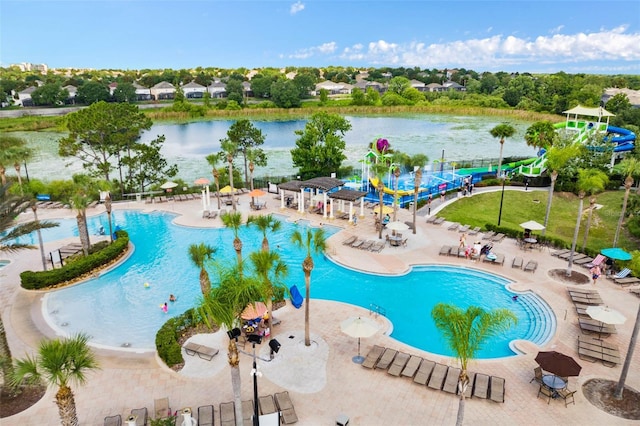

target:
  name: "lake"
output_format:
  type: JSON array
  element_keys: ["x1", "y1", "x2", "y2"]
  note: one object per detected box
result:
[{"x1": 16, "y1": 114, "x2": 537, "y2": 183}]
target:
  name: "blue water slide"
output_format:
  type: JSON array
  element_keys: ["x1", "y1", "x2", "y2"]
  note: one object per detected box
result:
[{"x1": 606, "y1": 125, "x2": 636, "y2": 152}]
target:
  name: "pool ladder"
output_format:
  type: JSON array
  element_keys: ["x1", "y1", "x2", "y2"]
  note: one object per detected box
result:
[{"x1": 369, "y1": 303, "x2": 386, "y2": 317}]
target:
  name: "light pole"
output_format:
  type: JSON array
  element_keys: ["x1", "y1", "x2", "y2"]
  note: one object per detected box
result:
[
  {"x1": 497, "y1": 175, "x2": 506, "y2": 226},
  {"x1": 230, "y1": 329, "x2": 281, "y2": 426},
  {"x1": 105, "y1": 193, "x2": 113, "y2": 243}
]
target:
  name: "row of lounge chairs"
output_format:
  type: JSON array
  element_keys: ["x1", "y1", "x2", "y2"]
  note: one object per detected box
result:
[
  {"x1": 104, "y1": 392, "x2": 298, "y2": 426},
  {"x1": 567, "y1": 288, "x2": 621, "y2": 357},
  {"x1": 425, "y1": 215, "x2": 445, "y2": 225},
  {"x1": 361, "y1": 345, "x2": 506, "y2": 403},
  {"x1": 577, "y1": 335, "x2": 621, "y2": 367},
  {"x1": 342, "y1": 235, "x2": 385, "y2": 252},
  {"x1": 511, "y1": 257, "x2": 538, "y2": 272}
]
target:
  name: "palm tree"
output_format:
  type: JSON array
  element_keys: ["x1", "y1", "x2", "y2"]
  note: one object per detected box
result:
[
  {"x1": 0, "y1": 134, "x2": 29, "y2": 187},
  {"x1": 614, "y1": 158, "x2": 640, "y2": 247},
  {"x1": 371, "y1": 162, "x2": 389, "y2": 240},
  {"x1": 246, "y1": 214, "x2": 281, "y2": 252},
  {"x1": 581, "y1": 170, "x2": 609, "y2": 251},
  {"x1": 221, "y1": 211, "x2": 244, "y2": 271},
  {"x1": 188, "y1": 242, "x2": 216, "y2": 296},
  {"x1": 540, "y1": 142, "x2": 580, "y2": 235},
  {"x1": 489, "y1": 123, "x2": 516, "y2": 178},
  {"x1": 291, "y1": 227, "x2": 327, "y2": 346},
  {"x1": 248, "y1": 250, "x2": 288, "y2": 333},
  {"x1": 199, "y1": 266, "x2": 266, "y2": 426},
  {"x1": 69, "y1": 192, "x2": 91, "y2": 257},
  {"x1": 30, "y1": 201, "x2": 48, "y2": 271},
  {"x1": 410, "y1": 154, "x2": 428, "y2": 235},
  {"x1": 567, "y1": 169, "x2": 607, "y2": 276},
  {"x1": 11, "y1": 145, "x2": 32, "y2": 196},
  {"x1": 11, "y1": 334, "x2": 99, "y2": 426},
  {"x1": 431, "y1": 304, "x2": 517, "y2": 426},
  {"x1": 206, "y1": 153, "x2": 223, "y2": 210},
  {"x1": 247, "y1": 148, "x2": 258, "y2": 192},
  {"x1": 221, "y1": 139, "x2": 238, "y2": 211}
]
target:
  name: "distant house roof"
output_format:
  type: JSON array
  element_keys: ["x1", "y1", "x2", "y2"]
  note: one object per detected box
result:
[
  {"x1": 152, "y1": 81, "x2": 175, "y2": 89},
  {"x1": 183, "y1": 81, "x2": 205, "y2": 89},
  {"x1": 19, "y1": 86, "x2": 37, "y2": 95},
  {"x1": 410, "y1": 79, "x2": 425, "y2": 88},
  {"x1": 133, "y1": 82, "x2": 148, "y2": 90}
]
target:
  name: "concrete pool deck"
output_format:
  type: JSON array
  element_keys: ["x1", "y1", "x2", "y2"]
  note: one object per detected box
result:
[{"x1": 1, "y1": 189, "x2": 639, "y2": 425}]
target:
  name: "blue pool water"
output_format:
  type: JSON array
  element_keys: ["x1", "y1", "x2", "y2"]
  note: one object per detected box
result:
[{"x1": 40, "y1": 210, "x2": 554, "y2": 357}]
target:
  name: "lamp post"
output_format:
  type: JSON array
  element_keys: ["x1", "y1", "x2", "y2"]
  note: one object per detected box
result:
[
  {"x1": 229, "y1": 329, "x2": 281, "y2": 426},
  {"x1": 105, "y1": 193, "x2": 113, "y2": 243},
  {"x1": 497, "y1": 175, "x2": 506, "y2": 226}
]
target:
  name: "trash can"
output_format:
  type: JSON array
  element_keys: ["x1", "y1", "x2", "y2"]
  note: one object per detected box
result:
[
  {"x1": 409, "y1": 202, "x2": 414, "y2": 210},
  {"x1": 136, "y1": 193, "x2": 141, "y2": 202}
]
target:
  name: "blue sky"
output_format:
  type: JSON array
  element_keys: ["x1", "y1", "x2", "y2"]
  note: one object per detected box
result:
[{"x1": 1, "y1": 0, "x2": 639, "y2": 74}]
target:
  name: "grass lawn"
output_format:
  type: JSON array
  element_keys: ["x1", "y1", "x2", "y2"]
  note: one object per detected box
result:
[{"x1": 439, "y1": 187, "x2": 637, "y2": 253}]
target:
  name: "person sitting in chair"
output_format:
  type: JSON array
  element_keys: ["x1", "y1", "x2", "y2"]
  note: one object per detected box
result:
[{"x1": 382, "y1": 214, "x2": 390, "y2": 226}]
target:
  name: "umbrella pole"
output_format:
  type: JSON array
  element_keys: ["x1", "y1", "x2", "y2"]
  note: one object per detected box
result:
[
  {"x1": 358, "y1": 337, "x2": 361, "y2": 357},
  {"x1": 352, "y1": 337, "x2": 364, "y2": 364}
]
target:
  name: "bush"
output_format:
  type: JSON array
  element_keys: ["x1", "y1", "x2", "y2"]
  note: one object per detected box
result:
[
  {"x1": 155, "y1": 308, "x2": 205, "y2": 367},
  {"x1": 20, "y1": 230, "x2": 129, "y2": 289}
]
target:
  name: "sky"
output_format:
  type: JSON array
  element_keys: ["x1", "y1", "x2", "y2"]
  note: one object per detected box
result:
[{"x1": 1, "y1": 0, "x2": 639, "y2": 74}]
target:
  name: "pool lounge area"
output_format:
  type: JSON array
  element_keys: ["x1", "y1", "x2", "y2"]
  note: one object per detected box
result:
[{"x1": 2, "y1": 190, "x2": 639, "y2": 425}]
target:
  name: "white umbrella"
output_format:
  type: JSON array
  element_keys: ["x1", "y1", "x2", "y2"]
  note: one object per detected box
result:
[
  {"x1": 160, "y1": 181, "x2": 179, "y2": 189},
  {"x1": 386, "y1": 221, "x2": 410, "y2": 232},
  {"x1": 586, "y1": 306, "x2": 626, "y2": 338},
  {"x1": 519, "y1": 220, "x2": 545, "y2": 231},
  {"x1": 340, "y1": 316, "x2": 379, "y2": 363}
]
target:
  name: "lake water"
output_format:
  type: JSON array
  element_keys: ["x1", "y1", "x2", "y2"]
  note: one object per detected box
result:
[{"x1": 16, "y1": 114, "x2": 537, "y2": 183}]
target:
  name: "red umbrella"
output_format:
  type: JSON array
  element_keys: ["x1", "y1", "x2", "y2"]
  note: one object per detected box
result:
[
  {"x1": 535, "y1": 351, "x2": 582, "y2": 377},
  {"x1": 248, "y1": 189, "x2": 266, "y2": 198},
  {"x1": 241, "y1": 302, "x2": 268, "y2": 320},
  {"x1": 194, "y1": 177, "x2": 210, "y2": 185}
]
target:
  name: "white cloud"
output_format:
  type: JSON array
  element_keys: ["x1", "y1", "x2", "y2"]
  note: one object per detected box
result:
[
  {"x1": 550, "y1": 25, "x2": 564, "y2": 34},
  {"x1": 288, "y1": 41, "x2": 337, "y2": 59},
  {"x1": 290, "y1": 1, "x2": 304, "y2": 15}
]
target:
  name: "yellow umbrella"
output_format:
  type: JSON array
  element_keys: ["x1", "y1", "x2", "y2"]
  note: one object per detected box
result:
[
  {"x1": 373, "y1": 205, "x2": 393, "y2": 215},
  {"x1": 219, "y1": 185, "x2": 234, "y2": 195}
]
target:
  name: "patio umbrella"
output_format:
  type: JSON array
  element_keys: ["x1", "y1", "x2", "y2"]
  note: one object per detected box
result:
[
  {"x1": 160, "y1": 181, "x2": 178, "y2": 189},
  {"x1": 600, "y1": 247, "x2": 632, "y2": 261},
  {"x1": 241, "y1": 301, "x2": 268, "y2": 320},
  {"x1": 373, "y1": 205, "x2": 394, "y2": 215},
  {"x1": 219, "y1": 185, "x2": 234, "y2": 195},
  {"x1": 194, "y1": 177, "x2": 210, "y2": 185},
  {"x1": 535, "y1": 351, "x2": 582, "y2": 377},
  {"x1": 519, "y1": 220, "x2": 545, "y2": 231},
  {"x1": 586, "y1": 306, "x2": 626, "y2": 338},
  {"x1": 386, "y1": 221, "x2": 410, "y2": 232},
  {"x1": 248, "y1": 189, "x2": 266, "y2": 198},
  {"x1": 340, "y1": 316, "x2": 379, "y2": 364}
]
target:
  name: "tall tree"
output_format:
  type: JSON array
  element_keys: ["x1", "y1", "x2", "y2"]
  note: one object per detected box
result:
[
  {"x1": 291, "y1": 227, "x2": 327, "y2": 346},
  {"x1": 120, "y1": 136, "x2": 178, "y2": 193},
  {"x1": 206, "y1": 153, "x2": 223, "y2": 210},
  {"x1": 248, "y1": 250, "x2": 288, "y2": 337},
  {"x1": 291, "y1": 112, "x2": 351, "y2": 179},
  {"x1": 76, "y1": 81, "x2": 110, "y2": 104},
  {"x1": 0, "y1": 134, "x2": 30, "y2": 187},
  {"x1": 246, "y1": 214, "x2": 281, "y2": 252},
  {"x1": 431, "y1": 304, "x2": 517, "y2": 426},
  {"x1": 188, "y1": 243, "x2": 216, "y2": 296},
  {"x1": 59, "y1": 101, "x2": 153, "y2": 184},
  {"x1": 489, "y1": 123, "x2": 516, "y2": 177},
  {"x1": 69, "y1": 189, "x2": 92, "y2": 257},
  {"x1": 11, "y1": 334, "x2": 99, "y2": 426},
  {"x1": 112, "y1": 82, "x2": 137, "y2": 103},
  {"x1": 614, "y1": 158, "x2": 640, "y2": 247},
  {"x1": 225, "y1": 120, "x2": 266, "y2": 188},
  {"x1": 221, "y1": 211, "x2": 244, "y2": 271},
  {"x1": 220, "y1": 138, "x2": 239, "y2": 211},
  {"x1": 524, "y1": 121, "x2": 557, "y2": 150},
  {"x1": 411, "y1": 154, "x2": 429, "y2": 234},
  {"x1": 541, "y1": 142, "x2": 580, "y2": 235},
  {"x1": 567, "y1": 169, "x2": 607, "y2": 276},
  {"x1": 581, "y1": 169, "x2": 609, "y2": 251}
]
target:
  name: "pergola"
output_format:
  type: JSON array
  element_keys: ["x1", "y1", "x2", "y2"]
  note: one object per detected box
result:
[
  {"x1": 278, "y1": 177, "x2": 365, "y2": 221},
  {"x1": 328, "y1": 189, "x2": 368, "y2": 222}
]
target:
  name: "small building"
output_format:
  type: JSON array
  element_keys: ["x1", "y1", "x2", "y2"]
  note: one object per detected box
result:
[
  {"x1": 182, "y1": 81, "x2": 206, "y2": 99},
  {"x1": 17, "y1": 86, "x2": 36, "y2": 106},
  {"x1": 151, "y1": 81, "x2": 176, "y2": 100}
]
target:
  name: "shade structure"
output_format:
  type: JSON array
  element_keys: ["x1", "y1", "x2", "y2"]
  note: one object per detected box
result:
[
  {"x1": 248, "y1": 189, "x2": 266, "y2": 197},
  {"x1": 311, "y1": 193, "x2": 326, "y2": 202},
  {"x1": 386, "y1": 221, "x2": 410, "y2": 232},
  {"x1": 535, "y1": 351, "x2": 582, "y2": 377},
  {"x1": 373, "y1": 205, "x2": 394, "y2": 215},
  {"x1": 194, "y1": 177, "x2": 210, "y2": 185},
  {"x1": 600, "y1": 247, "x2": 632, "y2": 261},
  {"x1": 585, "y1": 306, "x2": 626, "y2": 325},
  {"x1": 241, "y1": 302, "x2": 268, "y2": 320},
  {"x1": 340, "y1": 316, "x2": 379, "y2": 364},
  {"x1": 160, "y1": 181, "x2": 178, "y2": 189},
  {"x1": 519, "y1": 220, "x2": 545, "y2": 231}
]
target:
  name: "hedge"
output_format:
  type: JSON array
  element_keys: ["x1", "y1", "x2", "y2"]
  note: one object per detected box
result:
[
  {"x1": 156, "y1": 308, "x2": 204, "y2": 367},
  {"x1": 20, "y1": 230, "x2": 129, "y2": 290}
]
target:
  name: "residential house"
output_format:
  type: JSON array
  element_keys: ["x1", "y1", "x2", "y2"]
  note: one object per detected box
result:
[
  {"x1": 17, "y1": 86, "x2": 36, "y2": 106},
  {"x1": 425, "y1": 83, "x2": 446, "y2": 92},
  {"x1": 242, "y1": 81, "x2": 253, "y2": 98},
  {"x1": 182, "y1": 81, "x2": 206, "y2": 99},
  {"x1": 207, "y1": 81, "x2": 226, "y2": 98},
  {"x1": 151, "y1": 81, "x2": 176, "y2": 100},
  {"x1": 108, "y1": 82, "x2": 119, "y2": 96},
  {"x1": 409, "y1": 79, "x2": 427, "y2": 92},
  {"x1": 353, "y1": 80, "x2": 386, "y2": 94},
  {"x1": 442, "y1": 81, "x2": 466, "y2": 91},
  {"x1": 314, "y1": 80, "x2": 353, "y2": 95},
  {"x1": 133, "y1": 82, "x2": 152, "y2": 101},
  {"x1": 62, "y1": 85, "x2": 77, "y2": 104}
]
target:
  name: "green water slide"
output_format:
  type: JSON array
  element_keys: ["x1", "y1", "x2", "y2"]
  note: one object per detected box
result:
[{"x1": 517, "y1": 154, "x2": 547, "y2": 177}]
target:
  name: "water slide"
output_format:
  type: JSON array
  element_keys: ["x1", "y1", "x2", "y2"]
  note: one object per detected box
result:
[{"x1": 605, "y1": 125, "x2": 636, "y2": 152}]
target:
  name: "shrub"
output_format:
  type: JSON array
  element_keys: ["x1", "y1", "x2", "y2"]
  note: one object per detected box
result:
[{"x1": 155, "y1": 308, "x2": 206, "y2": 367}]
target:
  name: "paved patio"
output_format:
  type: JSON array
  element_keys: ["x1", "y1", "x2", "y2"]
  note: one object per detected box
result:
[{"x1": 1, "y1": 189, "x2": 638, "y2": 425}]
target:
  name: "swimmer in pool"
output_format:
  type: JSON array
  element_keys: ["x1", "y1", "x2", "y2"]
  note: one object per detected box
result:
[{"x1": 169, "y1": 294, "x2": 176, "y2": 302}]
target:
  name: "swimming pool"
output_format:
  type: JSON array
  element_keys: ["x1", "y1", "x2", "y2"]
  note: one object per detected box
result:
[{"x1": 41, "y1": 210, "x2": 554, "y2": 357}]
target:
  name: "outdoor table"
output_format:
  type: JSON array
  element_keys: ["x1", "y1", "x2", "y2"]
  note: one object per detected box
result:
[
  {"x1": 389, "y1": 235, "x2": 402, "y2": 246},
  {"x1": 542, "y1": 374, "x2": 566, "y2": 390},
  {"x1": 524, "y1": 237, "x2": 538, "y2": 251}
]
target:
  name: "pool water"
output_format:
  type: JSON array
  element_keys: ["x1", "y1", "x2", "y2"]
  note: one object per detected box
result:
[{"x1": 40, "y1": 211, "x2": 554, "y2": 357}]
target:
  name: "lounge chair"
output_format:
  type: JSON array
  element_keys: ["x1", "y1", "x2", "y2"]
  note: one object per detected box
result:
[
  {"x1": 362, "y1": 345, "x2": 385, "y2": 369},
  {"x1": 448, "y1": 222, "x2": 460, "y2": 231},
  {"x1": 129, "y1": 408, "x2": 148, "y2": 426},
  {"x1": 489, "y1": 376, "x2": 505, "y2": 403},
  {"x1": 442, "y1": 367, "x2": 461, "y2": 394},
  {"x1": 574, "y1": 256, "x2": 594, "y2": 265},
  {"x1": 433, "y1": 216, "x2": 445, "y2": 225},
  {"x1": 482, "y1": 253, "x2": 505, "y2": 265},
  {"x1": 400, "y1": 355, "x2": 423, "y2": 378},
  {"x1": 578, "y1": 318, "x2": 617, "y2": 336},
  {"x1": 524, "y1": 260, "x2": 538, "y2": 273},
  {"x1": 219, "y1": 402, "x2": 235, "y2": 426},
  {"x1": 426, "y1": 215, "x2": 437, "y2": 224},
  {"x1": 537, "y1": 383, "x2": 554, "y2": 404},
  {"x1": 197, "y1": 405, "x2": 214, "y2": 426},
  {"x1": 439, "y1": 245, "x2": 453, "y2": 256},
  {"x1": 482, "y1": 231, "x2": 496, "y2": 240},
  {"x1": 458, "y1": 224, "x2": 470, "y2": 233},
  {"x1": 551, "y1": 249, "x2": 571, "y2": 257},
  {"x1": 342, "y1": 236, "x2": 357, "y2": 246},
  {"x1": 387, "y1": 352, "x2": 410, "y2": 376},
  {"x1": 469, "y1": 226, "x2": 481, "y2": 235},
  {"x1": 413, "y1": 359, "x2": 435, "y2": 385},
  {"x1": 512, "y1": 256, "x2": 523, "y2": 269},
  {"x1": 375, "y1": 348, "x2": 398, "y2": 370},
  {"x1": 491, "y1": 233, "x2": 506, "y2": 242},
  {"x1": 463, "y1": 372, "x2": 476, "y2": 398},
  {"x1": 104, "y1": 415, "x2": 122, "y2": 426},
  {"x1": 154, "y1": 398, "x2": 171, "y2": 419},
  {"x1": 259, "y1": 395, "x2": 277, "y2": 415},
  {"x1": 370, "y1": 241, "x2": 385, "y2": 252},
  {"x1": 610, "y1": 268, "x2": 631, "y2": 280},
  {"x1": 585, "y1": 254, "x2": 606, "y2": 268},
  {"x1": 559, "y1": 252, "x2": 586, "y2": 261},
  {"x1": 350, "y1": 239, "x2": 365, "y2": 249},
  {"x1": 274, "y1": 391, "x2": 299, "y2": 424},
  {"x1": 473, "y1": 373, "x2": 490, "y2": 399},
  {"x1": 183, "y1": 342, "x2": 219, "y2": 360},
  {"x1": 360, "y1": 240, "x2": 374, "y2": 250},
  {"x1": 614, "y1": 277, "x2": 640, "y2": 286},
  {"x1": 427, "y1": 363, "x2": 448, "y2": 390},
  {"x1": 241, "y1": 400, "x2": 254, "y2": 424}
]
